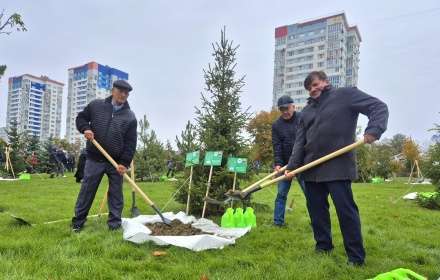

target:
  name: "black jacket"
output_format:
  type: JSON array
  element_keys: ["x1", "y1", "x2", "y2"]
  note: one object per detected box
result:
[
  {"x1": 272, "y1": 112, "x2": 302, "y2": 166},
  {"x1": 76, "y1": 96, "x2": 137, "y2": 168},
  {"x1": 287, "y1": 86, "x2": 389, "y2": 182}
]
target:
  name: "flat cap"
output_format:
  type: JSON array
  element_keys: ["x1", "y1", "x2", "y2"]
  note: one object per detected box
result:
[
  {"x1": 277, "y1": 95, "x2": 294, "y2": 108},
  {"x1": 113, "y1": 80, "x2": 133, "y2": 92}
]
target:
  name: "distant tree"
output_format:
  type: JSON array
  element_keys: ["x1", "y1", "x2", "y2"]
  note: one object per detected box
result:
[
  {"x1": 175, "y1": 120, "x2": 198, "y2": 156},
  {"x1": 5, "y1": 121, "x2": 26, "y2": 174},
  {"x1": 370, "y1": 143, "x2": 394, "y2": 179},
  {"x1": 135, "y1": 114, "x2": 166, "y2": 181},
  {"x1": 39, "y1": 136, "x2": 55, "y2": 173},
  {"x1": 356, "y1": 144, "x2": 374, "y2": 182},
  {"x1": 0, "y1": 10, "x2": 27, "y2": 78},
  {"x1": 247, "y1": 109, "x2": 280, "y2": 166},
  {"x1": 387, "y1": 133, "x2": 407, "y2": 156}
]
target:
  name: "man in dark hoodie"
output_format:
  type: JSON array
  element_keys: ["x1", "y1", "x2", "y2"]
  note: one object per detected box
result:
[
  {"x1": 285, "y1": 71, "x2": 389, "y2": 266},
  {"x1": 272, "y1": 95, "x2": 306, "y2": 227},
  {"x1": 71, "y1": 80, "x2": 137, "y2": 232}
]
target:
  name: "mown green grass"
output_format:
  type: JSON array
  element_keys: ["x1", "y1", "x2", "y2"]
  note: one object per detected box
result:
[{"x1": 0, "y1": 174, "x2": 439, "y2": 279}]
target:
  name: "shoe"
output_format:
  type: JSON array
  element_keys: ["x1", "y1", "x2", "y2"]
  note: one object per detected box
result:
[
  {"x1": 273, "y1": 223, "x2": 287, "y2": 227},
  {"x1": 315, "y1": 248, "x2": 334, "y2": 255},
  {"x1": 108, "y1": 225, "x2": 121, "y2": 231},
  {"x1": 63, "y1": 175, "x2": 67, "y2": 178},
  {"x1": 71, "y1": 225, "x2": 83, "y2": 233},
  {"x1": 347, "y1": 261, "x2": 365, "y2": 267}
]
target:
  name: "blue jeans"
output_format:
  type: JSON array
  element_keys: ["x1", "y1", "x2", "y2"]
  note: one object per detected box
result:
[{"x1": 274, "y1": 178, "x2": 306, "y2": 225}]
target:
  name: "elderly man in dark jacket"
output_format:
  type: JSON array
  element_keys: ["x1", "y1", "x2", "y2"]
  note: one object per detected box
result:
[
  {"x1": 285, "y1": 71, "x2": 388, "y2": 266},
  {"x1": 71, "y1": 80, "x2": 137, "y2": 232},
  {"x1": 272, "y1": 95, "x2": 306, "y2": 226}
]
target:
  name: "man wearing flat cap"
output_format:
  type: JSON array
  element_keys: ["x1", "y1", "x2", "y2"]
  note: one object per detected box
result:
[
  {"x1": 271, "y1": 95, "x2": 308, "y2": 227},
  {"x1": 71, "y1": 80, "x2": 137, "y2": 232}
]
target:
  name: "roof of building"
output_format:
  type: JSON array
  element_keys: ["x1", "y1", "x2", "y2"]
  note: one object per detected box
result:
[
  {"x1": 275, "y1": 12, "x2": 362, "y2": 42},
  {"x1": 9, "y1": 74, "x2": 64, "y2": 86}
]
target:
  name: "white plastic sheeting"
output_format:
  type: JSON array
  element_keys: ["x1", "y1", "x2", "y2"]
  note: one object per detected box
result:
[
  {"x1": 403, "y1": 192, "x2": 418, "y2": 200},
  {"x1": 122, "y1": 211, "x2": 251, "y2": 251}
]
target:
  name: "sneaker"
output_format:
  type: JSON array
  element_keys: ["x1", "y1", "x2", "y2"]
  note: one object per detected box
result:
[
  {"x1": 63, "y1": 175, "x2": 67, "y2": 178},
  {"x1": 71, "y1": 225, "x2": 83, "y2": 233},
  {"x1": 315, "y1": 247, "x2": 334, "y2": 255},
  {"x1": 108, "y1": 224, "x2": 121, "y2": 231},
  {"x1": 273, "y1": 223, "x2": 287, "y2": 227},
  {"x1": 347, "y1": 261, "x2": 365, "y2": 267}
]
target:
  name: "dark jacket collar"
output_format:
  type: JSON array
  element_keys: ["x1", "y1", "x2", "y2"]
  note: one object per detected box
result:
[
  {"x1": 279, "y1": 111, "x2": 297, "y2": 123},
  {"x1": 105, "y1": 95, "x2": 131, "y2": 110},
  {"x1": 307, "y1": 85, "x2": 333, "y2": 104}
]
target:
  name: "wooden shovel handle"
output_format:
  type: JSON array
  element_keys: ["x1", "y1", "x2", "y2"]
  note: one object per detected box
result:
[
  {"x1": 240, "y1": 165, "x2": 287, "y2": 193},
  {"x1": 91, "y1": 139, "x2": 155, "y2": 206},
  {"x1": 260, "y1": 139, "x2": 365, "y2": 188}
]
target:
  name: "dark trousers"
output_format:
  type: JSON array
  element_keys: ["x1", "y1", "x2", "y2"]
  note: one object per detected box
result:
[
  {"x1": 166, "y1": 168, "x2": 174, "y2": 177},
  {"x1": 305, "y1": 180, "x2": 365, "y2": 263},
  {"x1": 72, "y1": 159, "x2": 124, "y2": 228}
]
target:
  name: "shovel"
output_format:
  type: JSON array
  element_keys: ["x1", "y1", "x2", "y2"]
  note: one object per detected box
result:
[
  {"x1": 203, "y1": 165, "x2": 287, "y2": 206},
  {"x1": 0, "y1": 207, "x2": 32, "y2": 226},
  {"x1": 129, "y1": 161, "x2": 141, "y2": 217},
  {"x1": 91, "y1": 139, "x2": 171, "y2": 225},
  {"x1": 208, "y1": 139, "x2": 365, "y2": 205}
]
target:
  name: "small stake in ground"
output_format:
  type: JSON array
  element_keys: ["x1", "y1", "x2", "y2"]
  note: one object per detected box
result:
[
  {"x1": 185, "y1": 151, "x2": 200, "y2": 215},
  {"x1": 201, "y1": 151, "x2": 223, "y2": 218},
  {"x1": 4, "y1": 146, "x2": 16, "y2": 179}
]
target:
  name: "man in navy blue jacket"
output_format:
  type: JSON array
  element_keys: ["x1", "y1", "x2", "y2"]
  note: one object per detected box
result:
[
  {"x1": 272, "y1": 95, "x2": 306, "y2": 226},
  {"x1": 285, "y1": 71, "x2": 389, "y2": 265},
  {"x1": 71, "y1": 80, "x2": 137, "y2": 232}
]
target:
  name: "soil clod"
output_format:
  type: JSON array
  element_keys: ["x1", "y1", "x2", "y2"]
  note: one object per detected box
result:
[{"x1": 147, "y1": 219, "x2": 209, "y2": 236}]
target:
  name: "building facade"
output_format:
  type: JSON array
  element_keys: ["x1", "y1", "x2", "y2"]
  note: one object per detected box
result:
[
  {"x1": 6, "y1": 74, "x2": 64, "y2": 140},
  {"x1": 65, "y1": 62, "x2": 129, "y2": 144},
  {"x1": 272, "y1": 13, "x2": 361, "y2": 110}
]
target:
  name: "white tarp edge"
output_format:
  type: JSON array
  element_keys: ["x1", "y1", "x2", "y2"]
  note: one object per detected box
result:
[
  {"x1": 122, "y1": 211, "x2": 251, "y2": 251},
  {"x1": 403, "y1": 192, "x2": 418, "y2": 200}
]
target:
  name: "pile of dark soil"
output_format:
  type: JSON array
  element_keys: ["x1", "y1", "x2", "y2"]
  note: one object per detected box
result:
[{"x1": 147, "y1": 219, "x2": 209, "y2": 236}]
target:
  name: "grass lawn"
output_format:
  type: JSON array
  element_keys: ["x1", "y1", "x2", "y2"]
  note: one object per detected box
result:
[{"x1": 0, "y1": 173, "x2": 439, "y2": 279}]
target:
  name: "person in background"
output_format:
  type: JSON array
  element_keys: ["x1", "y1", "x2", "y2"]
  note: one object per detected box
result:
[
  {"x1": 272, "y1": 95, "x2": 307, "y2": 227},
  {"x1": 74, "y1": 148, "x2": 87, "y2": 183},
  {"x1": 166, "y1": 159, "x2": 175, "y2": 178}
]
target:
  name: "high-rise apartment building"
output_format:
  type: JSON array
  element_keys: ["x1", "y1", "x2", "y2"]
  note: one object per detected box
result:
[
  {"x1": 66, "y1": 62, "x2": 128, "y2": 144},
  {"x1": 273, "y1": 12, "x2": 361, "y2": 110},
  {"x1": 6, "y1": 74, "x2": 63, "y2": 140}
]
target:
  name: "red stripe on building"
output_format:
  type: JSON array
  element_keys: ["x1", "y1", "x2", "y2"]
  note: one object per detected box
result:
[
  {"x1": 88, "y1": 62, "x2": 98, "y2": 70},
  {"x1": 275, "y1": 26, "x2": 288, "y2": 38}
]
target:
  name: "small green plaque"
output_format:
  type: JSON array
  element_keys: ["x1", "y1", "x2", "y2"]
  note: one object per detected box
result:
[
  {"x1": 185, "y1": 151, "x2": 200, "y2": 167},
  {"x1": 204, "y1": 151, "x2": 223, "y2": 166},
  {"x1": 227, "y1": 157, "x2": 248, "y2": 174}
]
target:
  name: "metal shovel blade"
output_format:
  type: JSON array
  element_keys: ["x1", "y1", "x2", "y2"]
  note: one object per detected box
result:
[
  {"x1": 151, "y1": 205, "x2": 172, "y2": 226},
  {"x1": 130, "y1": 192, "x2": 141, "y2": 217},
  {"x1": 203, "y1": 195, "x2": 244, "y2": 206},
  {"x1": 0, "y1": 207, "x2": 32, "y2": 226},
  {"x1": 9, "y1": 213, "x2": 33, "y2": 226},
  {"x1": 131, "y1": 206, "x2": 141, "y2": 217}
]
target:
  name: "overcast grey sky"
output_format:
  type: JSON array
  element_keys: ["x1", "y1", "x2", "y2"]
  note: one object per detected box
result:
[{"x1": 1, "y1": 0, "x2": 439, "y2": 146}]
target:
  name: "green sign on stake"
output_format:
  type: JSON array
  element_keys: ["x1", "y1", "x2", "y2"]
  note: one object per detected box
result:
[
  {"x1": 227, "y1": 157, "x2": 248, "y2": 174},
  {"x1": 204, "y1": 151, "x2": 223, "y2": 166},
  {"x1": 185, "y1": 151, "x2": 200, "y2": 167}
]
